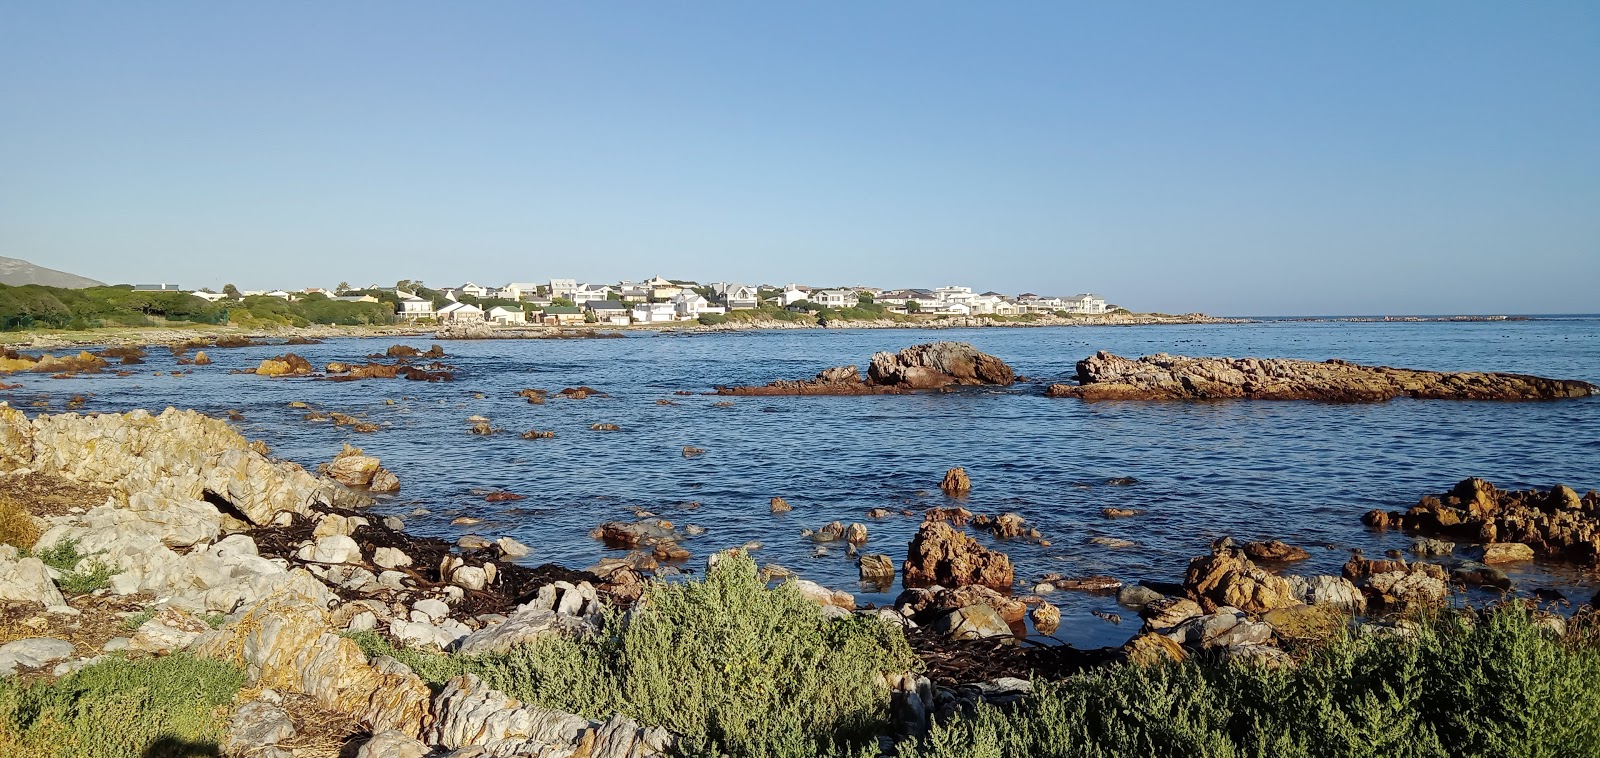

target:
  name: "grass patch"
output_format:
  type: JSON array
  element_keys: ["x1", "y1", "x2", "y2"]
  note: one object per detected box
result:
[
  {"x1": 28, "y1": 539, "x2": 120, "y2": 595},
  {"x1": 0, "y1": 496, "x2": 42, "y2": 550},
  {"x1": 349, "y1": 553, "x2": 916, "y2": 757},
  {"x1": 900, "y1": 604, "x2": 1600, "y2": 758},
  {"x1": 0, "y1": 654, "x2": 245, "y2": 758}
]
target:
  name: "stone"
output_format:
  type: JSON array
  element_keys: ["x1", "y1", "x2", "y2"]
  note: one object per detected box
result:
[
  {"x1": 297, "y1": 534, "x2": 363, "y2": 564},
  {"x1": 1219, "y1": 644, "x2": 1295, "y2": 668},
  {"x1": 1264, "y1": 604, "x2": 1344, "y2": 641},
  {"x1": 940, "y1": 467, "x2": 972, "y2": 494},
  {"x1": 1242, "y1": 540, "x2": 1311, "y2": 562},
  {"x1": 373, "y1": 547, "x2": 412, "y2": 569},
  {"x1": 369, "y1": 469, "x2": 400, "y2": 492},
  {"x1": 844, "y1": 522, "x2": 869, "y2": 545},
  {"x1": 451, "y1": 565, "x2": 488, "y2": 591},
  {"x1": 1183, "y1": 540, "x2": 1299, "y2": 614},
  {"x1": 1048, "y1": 352, "x2": 1596, "y2": 402},
  {"x1": 456, "y1": 608, "x2": 595, "y2": 656},
  {"x1": 496, "y1": 537, "x2": 531, "y2": 558},
  {"x1": 1118, "y1": 584, "x2": 1165, "y2": 608},
  {"x1": 0, "y1": 556, "x2": 66, "y2": 608},
  {"x1": 1452, "y1": 562, "x2": 1513, "y2": 590},
  {"x1": 1479, "y1": 542, "x2": 1535, "y2": 564},
  {"x1": 1367, "y1": 570, "x2": 1449, "y2": 608},
  {"x1": 1088, "y1": 536, "x2": 1137, "y2": 549},
  {"x1": 223, "y1": 700, "x2": 296, "y2": 754},
  {"x1": 931, "y1": 604, "x2": 1013, "y2": 641},
  {"x1": 255, "y1": 354, "x2": 313, "y2": 376},
  {"x1": 1124, "y1": 632, "x2": 1187, "y2": 665},
  {"x1": 769, "y1": 497, "x2": 792, "y2": 513},
  {"x1": 858, "y1": 554, "x2": 896, "y2": 584},
  {"x1": 716, "y1": 342, "x2": 1014, "y2": 395},
  {"x1": 1139, "y1": 597, "x2": 1203, "y2": 633},
  {"x1": 1053, "y1": 576, "x2": 1123, "y2": 593},
  {"x1": 0, "y1": 637, "x2": 73, "y2": 677},
  {"x1": 1030, "y1": 602, "x2": 1061, "y2": 634},
  {"x1": 413, "y1": 598, "x2": 449, "y2": 622},
  {"x1": 128, "y1": 607, "x2": 211, "y2": 653},
  {"x1": 1102, "y1": 507, "x2": 1145, "y2": 519},
  {"x1": 1165, "y1": 608, "x2": 1274, "y2": 649},
  {"x1": 196, "y1": 570, "x2": 429, "y2": 736},
  {"x1": 902, "y1": 521, "x2": 1014, "y2": 591},
  {"x1": 358, "y1": 730, "x2": 431, "y2": 758},
  {"x1": 1292, "y1": 575, "x2": 1366, "y2": 614},
  {"x1": 313, "y1": 513, "x2": 367, "y2": 538},
  {"x1": 325, "y1": 445, "x2": 382, "y2": 487},
  {"x1": 791, "y1": 579, "x2": 856, "y2": 610},
  {"x1": 1412, "y1": 538, "x2": 1455, "y2": 557},
  {"x1": 428, "y1": 674, "x2": 670, "y2": 756}
]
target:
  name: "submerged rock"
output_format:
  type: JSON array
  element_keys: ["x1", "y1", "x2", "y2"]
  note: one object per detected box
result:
[{"x1": 1048, "y1": 351, "x2": 1596, "y2": 402}]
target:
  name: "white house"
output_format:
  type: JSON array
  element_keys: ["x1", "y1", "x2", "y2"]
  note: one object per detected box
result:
[
  {"x1": 549, "y1": 279, "x2": 579, "y2": 300},
  {"x1": 631, "y1": 302, "x2": 678, "y2": 323},
  {"x1": 1062, "y1": 293, "x2": 1109, "y2": 314},
  {"x1": 499, "y1": 282, "x2": 542, "y2": 301},
  {"x1": 573, "y1": 283, "x2": 619, "y2": 305},
  {"x1": 933, "y1": 286, "x2": 975, "y2": 303},
  {"x1": 672, "y1": 292, "x2": 726, "y2": 319},
  {"x1": 585, "y1": 300, "x2": 631, "y2": 325},
  {"x1": 487, "y1": 305, "x2": 526, "y2": 324},
  {"x1": 436, "y1": 302, "x2": 485, "y2": 321},
  {"x1": 710, "y1": 283, "x2": 760, "y2": 310},
  {"x1": 396, "y1": 294, "x2": 436, "y2": 321},
  {"x1": 809, "y1": 289, "x2": 860, "y2": 309},
  {"x1": 777, "y1": 284, "x2": 809, "y2": 307}
]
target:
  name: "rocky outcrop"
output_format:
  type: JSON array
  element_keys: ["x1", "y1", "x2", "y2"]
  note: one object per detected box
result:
[
  {"x1": 1048, "y1": 351, "x2": 1596, "y2": 401},
  {"x1": 1363, "y1": 478, "x2": 1600, "y2": 565},
  {"x1": 428, "y1": 674, "x2": 672, "y2": 756},
  {"x1": 1182, "y1": 538, "x2": 1299, "y2": 614},
  {"x1": 0, "y1": 548, "x2": 67, "y2": 608},
  {"x1": 940, "y1": 467, "x2": 972, "y2": 494},
  {"x1": 902, "y1": 522, "x2": 1014, "y2": 591},
  {"x1": 324, "y1": 445, "x2": 399, "y2": 491},
  {"x1": 0, "y1": 350, "x2": 108, "y2": 375},
  {"x1": 715, "y1": 342, "x2": 1015, "y2": 395},
  {"x1": 256, "y1": 353, "x2": 313, "y2": 376},
  {"x1": 435, "y1": 320, "x2": 495, "y2": 340}
]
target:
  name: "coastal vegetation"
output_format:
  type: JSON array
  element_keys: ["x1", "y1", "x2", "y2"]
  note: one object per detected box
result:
[{"x1": 0, "y1": 283, "x2": 395, "y2": 331}]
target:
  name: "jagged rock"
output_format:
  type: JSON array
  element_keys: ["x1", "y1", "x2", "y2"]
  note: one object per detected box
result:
[
  {"x1": 1452, "y1": 562, "x2": 1513, "y2": 590},
  {"x1": 0, "y1": 555, "x2": 66, "y2": 608},
  {"x1": 791, "y1": 579, "x2": 856, "y2": 610},
  {"x1": 1242, "y1": 540, "x2": 1311, "y2": 562},
  {"x1": 128, "y1": 608, "x2": 211, "y2": 654},
  {"x1": 769, "y1": 497, "x2": 791, "y2": 513},
  {"x1": 858, "y1": 554, "x2": 896, "y2": 584},
  {"x1": 1049, "y1": 352, "x2": 1597, "y2": 401},
  {"x1": 1412, "y1": 538, "x2": 1455, "y2": 557},
  {"x1": 413, "y1": 598, "x2": 449, "y2": 621},
  {"x1": 1053, "y1": 576, "x2": 1123, "y2": 593},
  {"x1": 1367, "y1": 569, "x2": 1449, "y2": 608},
  {"x1": 902, "y1": 521, "x2": 1014, "y2": 591},
  {"x1": 451, "y1": 565, "x2": 488, "y2": 591},
  {"x1": 428, "y1": 674, "x2": 671, "y2": 756},
  {"x1": 589, "y1": 519, "x2": 680, "y2": 547},
  {"x1": 1102, "y1": 507, "x2": 1145, "y2": 519},
  {"x1": 496, "y1": 537, "x2": 531, "y2": 558},
  {"x1": 1286, "y1": 575, "x2": 1366, "y2": 614},
  {"x1": 456, "y1": 607, "x2": 595, "y2": 656},
  {"x1": 1364, "y1": 479, "x2": 1600, "y2": 566},
  {"x1": 868, "y1": 342, "x2": 1016, "y2": 389},
  {"x1": 256, "y1": 354, "x2": 313, "y2": 376},
  {"x1": 0, "y1": 638, "x2": 73, "y2": 677},
  {"x1": 1219, "y1": 644, "x2": 1295, "y2": 668},
  {"x1": 895, "y1": 585, "x2": 1026, "y2": 624},
  {"x1": 325, "y1": 445, "x2": 382, "y2": 487},
  {"x1": 197, "y1": 570, "x2": 430, "y2": 736},
  {"x1": 1183, "y1": 539, "x2": 1299, "y2": 614},
  {"x1": 940, "y1": 467, "x2": 972, "y2": 494},
  {"x1": 930, "y1": 604, "x2": 1013, "y2": 641}
]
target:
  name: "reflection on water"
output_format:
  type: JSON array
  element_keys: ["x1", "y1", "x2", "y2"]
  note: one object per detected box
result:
[{"x1": 6, "y1": 319, "x2": 1599, "y2": 648}]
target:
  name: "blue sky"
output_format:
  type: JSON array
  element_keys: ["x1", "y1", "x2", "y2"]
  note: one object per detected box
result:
[{"x1": 2, "y1": 2, "x2": 1595, "y2": 315}]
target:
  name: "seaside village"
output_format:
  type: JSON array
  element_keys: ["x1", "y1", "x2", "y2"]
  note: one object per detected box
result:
[{"x1": 169, "y1": 277, "x2": 1114, "y2": 325}]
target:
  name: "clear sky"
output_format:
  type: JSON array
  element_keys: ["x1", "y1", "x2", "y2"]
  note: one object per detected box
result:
[{"x1": 2, "y1": 2, "x2": 1596, "y2": 315}]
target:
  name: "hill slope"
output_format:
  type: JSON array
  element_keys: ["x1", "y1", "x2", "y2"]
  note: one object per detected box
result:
[{"x1": 0, "y1": 256, "x2": 104, "y2": 288}]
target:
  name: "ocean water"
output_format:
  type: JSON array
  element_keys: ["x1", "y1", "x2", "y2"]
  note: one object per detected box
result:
[{"x1": 6, "y1": 318, "x2": 1600, "y2": 648}]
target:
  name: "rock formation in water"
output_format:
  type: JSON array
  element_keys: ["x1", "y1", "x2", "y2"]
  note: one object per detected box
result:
[
  {"x1": 1363, "y1": 478, "x2": 1600, "y2": 565},
  {"x1": 1046, "y1": 351, "x2": 1597, "y2": 401},
  {"x1": 715, "y1": 342, "x2": 1015, "y2": 396},
  {"x1": 902, "y1": 521, "x2": 1015, "y2": 590}
]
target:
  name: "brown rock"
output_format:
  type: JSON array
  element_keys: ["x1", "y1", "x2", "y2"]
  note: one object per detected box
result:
[
  {"x1": 923, "y1": 506, "x2": 973, "y2": 526},
  {"x1": 939, "y1": 467, "x2": 972, "y2": 494},
  {"x1": 1053, "y1": 576, "x2": 1123, "y2": 593},
  {"x1": 1101, "y1": 507, "x2": 1145, "y2": 519},
  {"x1": 255, "y1": 353, "x2": 313, "y2": 376},
  {"x1": 1124, "y1": 632, "x2": 1187, "y2": 666},
  {"x1": 1183, "y1": 539, "x2": 1299, "y2": 614},
  {"x1": 715, "y1": 342, "x2": 1015, "y2": 395},
  {"x1": 769, "y1": 497, "x2": 792, "y2": 514},
  {"x1": 903, "y1": 521, "x2": 1014, "y2": 591},
  {"x1": 192, "y1": 351, "x2": 211, "y2": 365},
  {"x1": 1242, "y1": 540, "x2": 1311, "y2": 562},
  {"x1": 324, "y1": 444, "x2": 381, "y2": 487},
  {"x1": 1480, "y1": 542, "x2": 1535, "y2": 564},
  {"x1": 858, "y1": 554, "x2": 895, "y2": 584},
  {"x1": 1030, "y1": 602, "x2": 1061, "y2": 635},
  {"x1": 1049, "y1": 351, "x2": 1596, "y2": 402}
]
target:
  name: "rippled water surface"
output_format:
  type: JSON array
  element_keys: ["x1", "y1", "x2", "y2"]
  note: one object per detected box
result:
[{"x1": 7, "y1": 319, "x2": 1600, "y2": 648}]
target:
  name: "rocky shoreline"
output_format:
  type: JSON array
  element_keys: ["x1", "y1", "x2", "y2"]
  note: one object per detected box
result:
[
  {"x1": 2, "y1": 403, "x2": 1596, "y2": 755},
  {"x1": 1047, "y1": 351, "x2": 1597, "y2": 401}
]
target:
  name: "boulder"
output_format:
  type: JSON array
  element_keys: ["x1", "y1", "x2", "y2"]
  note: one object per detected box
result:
[
  {"x1": 940, "y1": 467, "x2": 972, "y2": 494},
  {"x1": 357, "y1": 730, "x2": 430, "y2": 758},
  {"x1": 1242, "y1": 540, "x2": 1311, "y2": 562},
  {"x1": 297, "y1": 535, "x2": 363, "y2": 564},
  {"x1": 0, "y1": 555, "x2": 66, "y2": 608},
  {"x1": 0, "y1": 638, "x2": 74, "y2": 677},
  {"x1": 1030, "y1": 602, "x2": 1061, "y2": 635},
  {"x1": 1479, "y1": 542, "x2": 1535, "y2": 564},
  {"x1": 256, "y1": 354, "x2": 313, "y2": 376},
  {"x1": 128, "y1": 608, "x2": 211, "y2": 654},
  {"x1": 222, "y1": 700, "x2": 297, "y2": 754},
  {"x1": 1263, "y1": 604, "x2": 1344, "y2": 641},
  {"x1": 1367, "y1": 570, "x2": 1449, "y2": 608},
  {"x1": 1164, "y1": 608, "x2": 1274, "y2": 649},
  {"x1": 930, "y1": 604, "x2": 1013, "y2": 641},
  {"x1": 1139, "y1": 597, "x2": 1203, "y2": 633},
  {"x1": 791, "y1": 579, "x2": 856, "y2": 610},
  {"x1": 769, "y1": 497, "x2": 792, "y2": 513},
  {"x1": 1183, "y1": 539, "x2": 1299, "y2": 614},
  {"x1": 896, "y1": 585, "x2": 1026, "y2": 624},
  {"x1": 456, "y1": 608, "x2": 595, "y2": 656},
  {"x1": 858, "y1": 554, "x2": 896, "y2": 584},
  {"x1": 1118, "y1": 584, "x2": 1165, "y2": 609},
  {"x1": 1123, "y1": 632, "x2": 1186, "y2": 665},
  {"x1": 868, "y1": 342, "x2": 1016, "y2": 389},
  {"x1": 373, "y1": 547, "x2": 412, "y2": 569},
  {"x1": 1287, "y1": 575, "x2": 1366, "y2": 614},
  {"x1": 325, "y1": 445, "x2": 382, "y2": 487},
  {"x1": 902, "y1": 521, "x2": 1014, "y2": 591},
  {"x1": 428, "y1": 674, "x2": 671, "y2": 757}
]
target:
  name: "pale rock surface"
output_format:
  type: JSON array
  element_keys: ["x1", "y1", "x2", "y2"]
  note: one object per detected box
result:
[
  {"x1": 0, "y1": 637, "x2": 74, "y2": 677},
  {"x1": 0, "y1": 555, "x2": 66, "y2": 608},
  {"x1": 428, "y1": 674, "x2": 672, "y2": 757},
  {"x1": 456, "y1": 607, "x2": 595, "y2": 656},
  {"x1": 128, "y1": 607, "x2": 212, "y2": 654}
]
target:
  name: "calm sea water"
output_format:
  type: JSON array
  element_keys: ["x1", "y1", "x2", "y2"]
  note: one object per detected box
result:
[{"x1": 7, "y1": 318, "x2": 1600, "y2": 648}]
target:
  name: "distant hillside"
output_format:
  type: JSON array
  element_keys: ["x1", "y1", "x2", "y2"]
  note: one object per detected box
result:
[{"x1": 0, "y1": 256, "x2": 104, "y2": 288}]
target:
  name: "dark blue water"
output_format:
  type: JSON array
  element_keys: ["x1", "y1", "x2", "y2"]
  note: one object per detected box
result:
[{"x1": 7, "y1": 319, "x2": 1600, "y2": 647}]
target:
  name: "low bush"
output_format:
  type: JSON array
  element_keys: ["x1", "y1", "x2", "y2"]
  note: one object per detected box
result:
[
  {"x1": 697, "y1": 313, "x2": 728, "y2": 326},
  {"x1": 28, "y1": 539, "x2": 120, "y2": 594},
  {"x1": 0, "y1": 496, "x2": 41, "y2": 549},
  {"x1": 0, "y1": 654, "x2": 246, "y2": 758},
  {"x1": 900, "y1": 605, "x2": 1600, "y2": 758},
  {"x1": 350, "y1": 553, "x2": 917, "y2": 756}
]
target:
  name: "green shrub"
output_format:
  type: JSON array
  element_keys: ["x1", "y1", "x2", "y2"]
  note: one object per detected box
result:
[
  {"x1": 900, "y1": 605, "x2": 1600, "y2": 758},
  {"x1": 697, "y1": 313, "x2": 728, "y2": 326},
  {"x1": 29, "y1": 539, "x2": 120, "y2": 595},
  {"x1": 0, "y1": 654, "x2": 245, "y2": 758},
  {"x1": 349, "y1": 554, "x2": 917, "y2": 756}
]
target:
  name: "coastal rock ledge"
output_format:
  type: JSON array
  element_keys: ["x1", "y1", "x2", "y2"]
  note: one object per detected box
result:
[
  {"x1": 1047, "y1": 351, "x2": 1596, "y2": 402},
  {"x1": 715, "y1": 342, "x2": 1015, "y2": 396}
]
